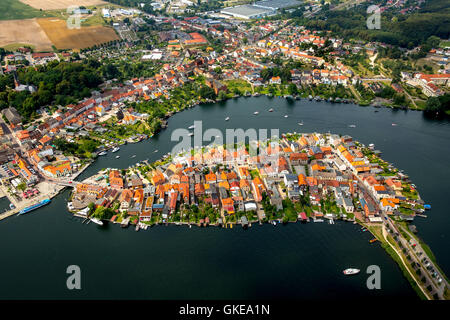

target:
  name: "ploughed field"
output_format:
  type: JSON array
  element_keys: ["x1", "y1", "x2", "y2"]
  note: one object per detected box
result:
[
  {"x1": 0, "y1": 19, "x2": 53, "y2": 51},
  {"x1": 0, "y1": 17, "x2": 118, "y2": 51},
  {"x1": 37, "y1": 18, "x2": 119, "y2": 50}
]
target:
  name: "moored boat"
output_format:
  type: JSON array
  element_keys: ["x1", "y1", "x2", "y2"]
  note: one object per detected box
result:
[
  {"x1": 19, "y1": 199, "x2": 51, "y2": 215},
  {"x1": 90, "y1": 218, "x2": 103, "y2": 226}
]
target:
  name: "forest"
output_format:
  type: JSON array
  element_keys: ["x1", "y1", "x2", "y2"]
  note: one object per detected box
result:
[
  {"x1": 0, "y1": 60, "x2": 102, "y2": 121},
  {"x1": 298, "y1": 0, "x2": 450, "y2": 48}
]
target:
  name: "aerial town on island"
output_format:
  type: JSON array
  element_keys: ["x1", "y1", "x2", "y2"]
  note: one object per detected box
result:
[
  {"x1": 0, "y1": 0, "x2": 449, "y2": 300},
  {"x1": 68, "y1": 132, "x2": 425, "y2": 229}
]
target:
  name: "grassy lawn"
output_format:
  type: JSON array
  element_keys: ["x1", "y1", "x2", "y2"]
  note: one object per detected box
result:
[
  {"x1": 0, "y1": 0, "x2": 53, "y2": 20},
  {"x1": 2, "y1": 43, "x2": 36, "y2": 51},
  {"x1": 440, "y1": 40, "x2": 450, "y2": 48},
  {"x1": 224, "y1": 79, "x2": 252, "y2": 96}
]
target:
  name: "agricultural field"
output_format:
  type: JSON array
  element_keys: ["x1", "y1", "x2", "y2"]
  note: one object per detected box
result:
[
  {"x1": 18, "y1": 0, "x2": 107, "y2": 10},
  {"x1": 0, "y1": 19, "x2": 53, "y2": 51},
  {"x1": 0, "y1": 0, "x2": 54, "y2": 20},
  {"x1": 37, "y1": 18, "x2": 119, "y2": 50}
]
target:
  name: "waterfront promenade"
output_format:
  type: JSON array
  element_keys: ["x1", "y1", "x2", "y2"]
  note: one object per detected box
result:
[{"x1": 0, "y1": 162, "x2": 91, "y2": 221}]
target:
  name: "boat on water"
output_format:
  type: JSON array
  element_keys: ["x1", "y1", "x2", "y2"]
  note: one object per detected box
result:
[
  {"x1": 225, "y1": 117, "x2": 230, "y2": 121},
  {"x1": 308, "y1": 95, "x2": 313, "y2": 100},
  {"x1": 254, "y1": 111, "x2": 259, "y2": 115},
  {"x1": 90, "y1": 218, "x2": 103, "y2": 226},
  {"x1": 392, "y1": 123, "x2": 397, "y2": 126},
  {"x1": 369, "y1": 238, "x2": 377, "y2": 243},
  {"x1": 188, "y1": 132, "x2": 194, "y2": 136},
  {"x1": 284, "y1": 115, "x2": 288, "y2": 118},
  {"x1": 111, "y1": 147, "x2": 120, "y2": 153},
  {"x1": 343, "y1": 268, "x2": 360, "y2": 275},
  {"x1": 272, "y1": 221, "x2": 277, "y2": 226},
  {"x1": 424, "y1": 204, "x2": 431, "y2": 210},
  {"x1": 9, "y1": 203, "x2": 15, "y2": 209},
  {"x1": 98, "y1": 151, "x2": 107, "y2": 156},
  {"x1": 131, "y1": 155, "x2": 136, "y2": 158},
  {"x1": 348, "y1": 124, "x2": 356, "y2": 128},
  {"x1": 77, "y1": 207, "x2": 90, "y2": 216},
  {"x1": 154, "y1": 150, "x2": 158, "y2": 153},
  {"x1": 19, "y1": 198, "x2": 51, "y2": 215},
  {"x1": 268, "y1": 108, "x2": 274, "y2": 112},
  {"x1": 115, "y1": 155, "x2": 120, "y2": 159},
  {"x1": 188, "y1": 125, "x2": 195, "y2": 130},
  {"x1": 298, "y1": 121, "x2": 304, "y2": 126}
]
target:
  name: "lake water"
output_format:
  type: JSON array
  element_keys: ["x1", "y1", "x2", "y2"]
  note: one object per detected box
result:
[{"x1": 1, "y1": 96, "x2": 449, "y2": 300}]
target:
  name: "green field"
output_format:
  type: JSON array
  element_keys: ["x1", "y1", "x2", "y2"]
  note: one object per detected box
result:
[
  {"x1": 1, "y1": 43, "x2": 36, "y2": 51},
  {"x1": 440, "y1": 40, "x2": 450, "y2": 48},
  {"x1": 0, "y1": 0, "x2": 53, "y2": 20}
]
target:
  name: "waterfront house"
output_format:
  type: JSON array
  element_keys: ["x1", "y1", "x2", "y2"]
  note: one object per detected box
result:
[
  {"x1": 120, "y1": 189, "x2": 133, "y2": 211},
  {"x1": 109, "y1": 170, "x2": 124, "y2": 189}
]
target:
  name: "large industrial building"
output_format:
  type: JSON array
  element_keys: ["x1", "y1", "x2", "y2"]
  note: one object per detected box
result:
[
  {"x1": 254, "y1": 0, "x2": 302, "y2": 10},
  {"x1": 220, "y1": 0, "x2": 302, "y2": 19},
  {"x1": 220, "y1": 4, "x2": 275, "y2": 19}
]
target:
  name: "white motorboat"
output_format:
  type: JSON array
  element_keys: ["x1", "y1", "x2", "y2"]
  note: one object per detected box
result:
[
  {"x1": 343, "y1": 268, "x2": 360, "y2": 275},
  {"x1": 115, "y1": 155, "x2": 120, "y2": 159},
  {"x1": 90, "y1": 218, "x2": 103, "y2": 226},
  {"x1": 298, "y1": 121, "x2": 303, "y2": 126},
  {"x1": 348, "y1": 124, "x2": 356, "y2": 128},
  {"x1": 268, "y1": 108, "x2": 274, "y2": 112},
  {"x1": 254, "y1": 111, "x2": 259, "y2": 115},
  {"x1": 188, "y1": 125, "x2": 195, "y2": 130},
  {"x1": 98, "y1": 151, "x2": 107, "y2": 156},
  {"x1": 284, "y1": 115, "x2": 288, "y2": 118},
  {"x1": 111, "y1": 147, "x2": 120, "y2": 153},
  {"x1": 225, "y1": 117, "x2": 230, "y2": 121}
]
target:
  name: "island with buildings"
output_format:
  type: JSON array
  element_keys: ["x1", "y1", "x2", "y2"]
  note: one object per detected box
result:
[
  {"x1": 68, "y1": 132, "x2": 425, "y2": 228},
  {"x1": 65, "y1": 131, "x2": 449, "y2": 299}
]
